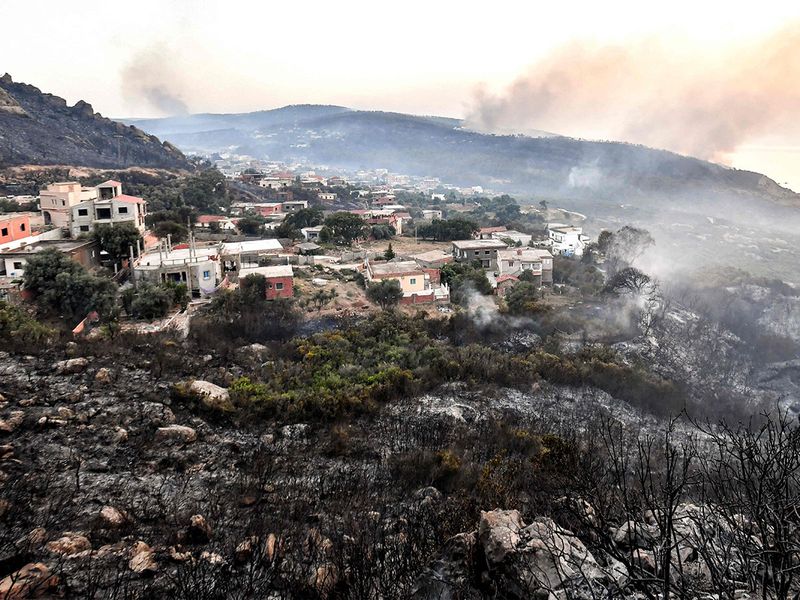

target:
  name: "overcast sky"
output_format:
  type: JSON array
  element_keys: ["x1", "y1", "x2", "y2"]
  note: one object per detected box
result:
[{"x1": 2, "y1": 0, "x2": 800, "y2": 186}]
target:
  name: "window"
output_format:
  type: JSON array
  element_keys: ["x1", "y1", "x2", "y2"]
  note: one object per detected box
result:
[
  {"x1": 61, "y1": 200, "x2": 66, "y2": 206},
  {"x1": 1, "y1": 228, "x2": 7, "y2": 236},
  {"x1": 409, "y1": 278, "x2": 416, "y2": 285},
  {"x1": 78, "y1": 209, "x2": 88, "y2": 216},
  {"x1": 20, "y1": 223, "x2": 25, "y2": 231},
  {"x1": 275, "y1": 282, "x2": 284, "y2": 290},
  {"x1": 80, "y1": 225, "x2": 90, "y2": 232},
  {"x1": 484, "y1": 250, "x2": 490, "y2": 255},
  {"x1": 267, "y1": 282, "x2": 273, "y2": 289},
  {"x1": 13, "y1": 262, "x2": 23, "y2": 270},
  {"x1": 118, "y1": 206, "x2": 128, "y2": 214},
  {"x1": 202, "y1": 270, "x2": 210, "y2": 280},
  {"x1": 96, "y1": 208, "x2": 112, "y2": 219}
]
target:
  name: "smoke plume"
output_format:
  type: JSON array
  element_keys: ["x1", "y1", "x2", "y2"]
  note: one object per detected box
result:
[
  {"x1": 466, "y1": 25, "x2": 800, "y2": 162},
  {"x1": 121, "y1": 45, "x2": 190, "y2": 116}
]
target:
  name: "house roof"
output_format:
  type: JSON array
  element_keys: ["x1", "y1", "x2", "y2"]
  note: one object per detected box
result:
[
  {"x1": 239, "y1": 265, "x2": 293, "y2": 279},
  {"x1": 496, "y1": 274, "x2": 519, "y2": 283},
  {"x1": 222, "y1": 239, "x2": 284, "y2": 254},
  {"x1": 479, "y1": 226, "x2": 508, "y2": 234},
  {"x1": 97, "y1": 180, "x2": 121, "y2": 187},
  {"x1": 452, "y1": 239, "x2": 507, "y2": 250},
  {"x1": 497, "y1": 248, "x2": 545, "y2": 262},
  {"x1": 298, "y1": 242, "x2": 321, "y2": 250},
  {"x1": 368, "y1": 260, "x2": 424, "y2": 277}
]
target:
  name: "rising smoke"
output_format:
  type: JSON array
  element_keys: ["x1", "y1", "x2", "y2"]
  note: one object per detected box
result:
[
  {"x1": 466, "y1": 25, "x2": 800, "y2": 162},
  {"x1": 121, "y1": 45, "x2": 190, "y2": 116}
]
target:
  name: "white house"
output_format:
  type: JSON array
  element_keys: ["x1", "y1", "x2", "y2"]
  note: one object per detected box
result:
[
  {"x1": 421, "y1": 209, "x2": 443, "y2": 220},
  {"x1": 492, "y1": 229, "x2": 533, "y2": 246},
  {"x1": 547, "y1": 225, "x2": 589, "y2": 257}
]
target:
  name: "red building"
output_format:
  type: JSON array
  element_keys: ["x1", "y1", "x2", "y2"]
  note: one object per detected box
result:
[
  {"x1": 238, "y1": 265, "x2": 294, "y2": 299},
  {"x1": 0, "y1": 214, "x2": 32, "y2": 246}
]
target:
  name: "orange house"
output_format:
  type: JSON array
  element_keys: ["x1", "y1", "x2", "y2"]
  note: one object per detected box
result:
[{"x1": 0, "y1": 214, "x2": 32, "y2": 246}]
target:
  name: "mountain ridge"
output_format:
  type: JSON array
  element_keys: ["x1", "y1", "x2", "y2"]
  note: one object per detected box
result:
[
  {"x1": 0, "y1": 74, "x2": 192, "y2": 170},
  {"x1": 126, "y1": 104, "x2": 799, "y2": 207}
]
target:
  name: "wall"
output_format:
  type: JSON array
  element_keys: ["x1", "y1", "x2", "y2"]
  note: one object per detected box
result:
[
  {"x1": 265, "y1": 276, "x2": 293, "y2": 299},
  {"x1": 0, "y1": 215, "x2": 31, "y2": 245}
]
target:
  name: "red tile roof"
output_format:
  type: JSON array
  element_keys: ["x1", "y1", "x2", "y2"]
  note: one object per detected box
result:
[{"x1": 496, "y1": 274, "x2": 519, "y2": 283}]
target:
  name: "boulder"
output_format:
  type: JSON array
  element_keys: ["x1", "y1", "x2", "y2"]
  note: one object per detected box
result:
[
  {"x1": 309, "y1": 563, "x2": 338, "y2": 599},
  {"x1": 188, "y1": 380, "x2": 232, "y2": 412},
  {"x1": 520, "y1": 517, "x2": 603, "y2": 591},
  {"x1": 479, "y1": 509, "x2": 523, "y2": 564},
  {"x1": 154, "y1": 425, "x2": 197, "y2": 444},
  {"x1": 129, "y1": 541, "x2": 157, "y2": 574},
  {"x1": 94, "y1": 368, "x2": 111, "y2": 384},
  {"x1": 0, "y1": 411, "x2": 24, "y2": 433},
  {"x1": 612, "y1": 520, "x2": 658, "y2": 549},
  {"x1": 0, "y1": 562, "x2": 58, "y2": 599},
  {"x1": 45, "y1": 532, "x2": 91, "y2": 556},
  {"x1": 54, "y1": 357, "x2": 89, "y2": 375},
  {"x1": 235, "y1": 536, "x2": 258, "y2": 563},
  {"x1": 100, "y1": 506, "x2": 126, "y2": 528}
]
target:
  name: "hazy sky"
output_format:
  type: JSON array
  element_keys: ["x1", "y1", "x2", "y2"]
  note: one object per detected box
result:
[{"x1": 2, "y1": 0, "x2": 800, "y2": 187}]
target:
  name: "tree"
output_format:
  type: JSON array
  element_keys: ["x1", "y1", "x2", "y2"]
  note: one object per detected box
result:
[
  {"x1": 596, "y1": 230, "x2": 614, "y2": 254},
  {"x1": 237, "y1": 216, "x2": 265, "y2": 237},
  {"x1": 366, "y1": 279, "x2": 403, "y2": 311},
  {"x1": 440, "y1": 262, "x2": 492, "y2": 305},
  {"x1": 505, "y1": 281, "x2": 539, "y2": 314},
  {"x1": 539, "y1": 199, "x2": 548, "y2": 211},
  {"x1": 130, "y1": 283, "x2": 173, "y2": 320},
  {"x1": 304, "y1": 289, "x2": 337, "y2": 312},
  {"x1": 370, "y1": 224, "x2": 395, "y2": 240},
  {"x1": 284, "y1": 207, "x2": 324, "y2": 230},
  {"x1": 153, "y1": 220, "x2": 189, "y2": 243},
  {"x1": 605, "y1": 226, "x2": 654, "y2": 275},
  {"x1": 22, "y1": 248, "x2": 82, "y2": 296},
  {"x1": 323, "y1": 212, "x2": 367, "y2": 246},
  {"x1": 92, "y1": 222, "x2": 142, "y2": 263},
  {"x1": 605, "y1": 267, "x2": 652, "y2": 295},
  {"x1": 384, "y1": 243, "x2": 396, "y2": 261},
  {"x1": 23, "y1": 249, "x2": 117, "y2": 322},
  {"x1": 417, "y1": 218, "x2": 478, "y2": 242}
]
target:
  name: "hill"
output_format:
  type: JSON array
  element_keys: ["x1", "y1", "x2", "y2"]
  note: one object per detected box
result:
[
  {"x1": 0, "y1": 74, "x2": 191, "y2": 170},
  {"x1": 128, "y1": 105, "x2": 799, "y2": 207}
]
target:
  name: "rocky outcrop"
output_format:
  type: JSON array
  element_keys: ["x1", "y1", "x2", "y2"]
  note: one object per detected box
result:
[
  {"x1": 187, "y1": 380, "x2": 232, "y2": 412},
  {"x1": 0, "y1": 73, "x2": 191, "y2": 169}
]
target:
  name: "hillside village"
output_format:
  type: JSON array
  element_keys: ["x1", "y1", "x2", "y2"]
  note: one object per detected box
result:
[{"x1": 0, "y1": 163, "x2": 595, "y2": 331}]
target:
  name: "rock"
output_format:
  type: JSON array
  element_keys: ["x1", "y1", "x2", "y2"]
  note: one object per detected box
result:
[
  {"x1": 309, "y1": 563, "x2": 338, "y2": 599},
  {"x1": 26, "y1": 527, "x2": 47, "y2": 548},
  {"x1": 0, "y1": 562, "x2": 58, "y2": 599},
  {"x1": 113, "y1": 427, "x2": 128, "y2": 444},
  {"x1": 64, "y1": 342, "x2": 79, "y2": 357},
  {"x1": 631, "y1": 548, "x2": 657, "y2": 573},
  {"x1": 235, "y1": 536, "x2": 258, "y2": 563},
  {"x1": 265, "y1": 533, "x2": 278, "y2": 562},
  {"x1": 168, "y1": 546, "x2": 191, "y2": 562},
  {"x1": 57, "y1": 407, "x2": 74, "y2": 419},
  {"x1": 54, "y1": 357, "x2": 89, "y2": 375},
  {"x1": 479, "y1": 509, "x2": 523, "y2": 564},
  {"x1": 129, "y1": 541, "x2": 157, "y2": 574},
  {"x1": 412, "y1": 532, "x2": 477, "y2": 599},
  {"x1": 0, "y1": 411, "x2": 24, "y2": 433},
  {"x1": 612, "y1": 520, "x2": 658, "y2": 549},
  {"x1": 154, "y1": 425, "x2": 197, "y2": 444},
  {"x1": 182, "y1": 514, "x2": 211, "y2": 544},
  {"x1": 100, "y1": 506, "x2": 126, "y2": 528},
  {"x1": 520, "y1": 517, "x2": 603, "y2": 591},
  {"x1": 200, "y1": 550, "x2": 225, "y2": 565},
  {"x1": 45, "y1": 532, "x2": 91, "y2": 556},
  {"x1": 94, "y1": 368, "x2": 111, "y2": 383},
  {"x1": 188, "y1": 380, "x2": 232, "y2": 412}
]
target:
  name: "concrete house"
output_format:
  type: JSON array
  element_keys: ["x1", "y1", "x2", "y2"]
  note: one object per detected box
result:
[
  {"x1": 492, "y1": 229, "x2": 533, "y2": 246},
  {"x1": 548, "y1": 225, "x2": 589, "y2": 257},
  {"x1": 451, "y1": 239, "x2": 507, "y2": 269},
  {"x1": 1, "y1": 239, "x2": 100, "y2": 279},
  {"x1": 365, "y1": 259, "x2": 447, "y2": 304},
  {"x1": 496, "y1": 248, "x2": 544, "y2": 286},
  {"x1": 39, "y1": 182, "x2": 98, "y2": 229},
  {"x1": 134, "y1": 241, "x2": 221, "y2": 296}
]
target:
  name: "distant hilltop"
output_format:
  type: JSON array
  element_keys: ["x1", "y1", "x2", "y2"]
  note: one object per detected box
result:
[
  {"x1": 129, "y1": 104, "x2": 800, "y2": 209},
  {"x1": 0, "y1": 74, "x2": 191, "y2": 170}
]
